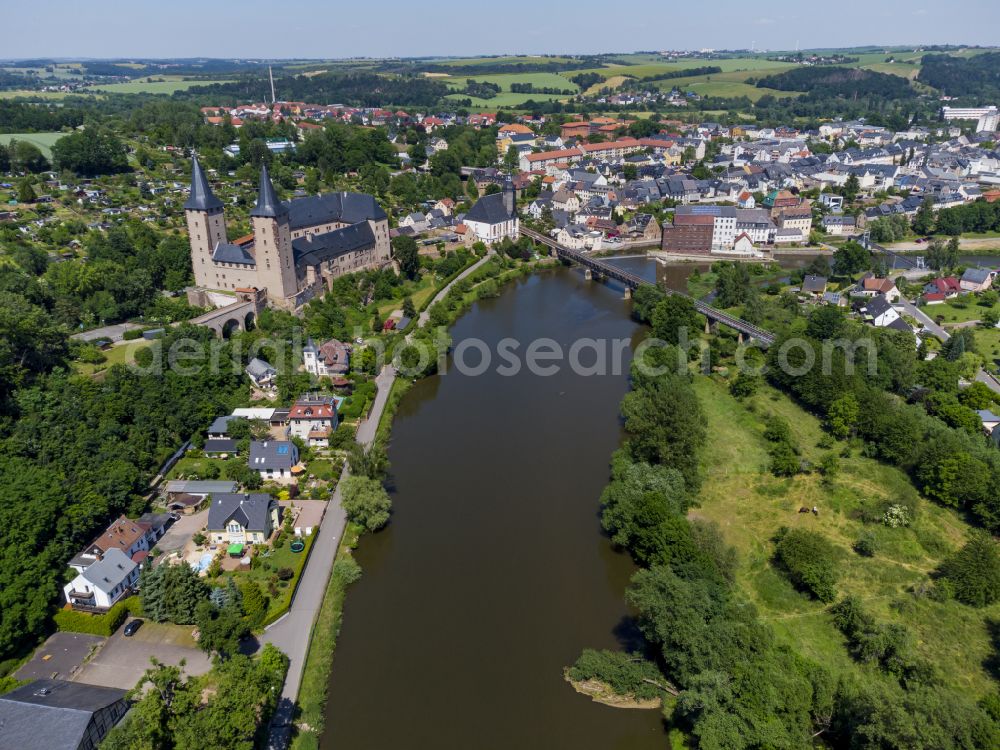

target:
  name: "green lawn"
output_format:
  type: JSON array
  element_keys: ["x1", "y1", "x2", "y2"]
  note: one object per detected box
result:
[
  {"x1": 441, "y1": 71, "x2": 578, "y2": 93},
  {"x1": 0, "y1": 132, "x2": 66, "y2": 158},
  {"x1": 166, "y1": 453, "x2": 241, "y2": 481},
  {"x1": 73, "y1": 339, "x2": 150, "y2": 376},
  {"x1": 84, "y1": 78, "x2": 231, "y2": 95},
  {"x1": 974, "y1": 326, "x2": 1000, "y2": 363},
  {"x1": 919, "y1": 297, "x2": 995, "y2": 326},
  {"x1": 691, "y1": 376, "x2": 998, "y2": 697}
]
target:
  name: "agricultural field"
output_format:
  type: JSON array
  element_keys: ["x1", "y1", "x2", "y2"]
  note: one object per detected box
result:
[
  {"x1": 84, "y1": 77, "x2": 233, "y2": 94},
  {"x1": 424, "y1": 55, "x2": 579, "y2": 68},
  {"x1": 440, "y1": 71, "x2": 578, "y2": 107},
  {"x1": 0, "y1": 89, "x2": 89, "y2": 100},
  {"x1": 0, "y1": 131, "x2": 66, "y2": 157},
  {"x1": 692, "y1": 376, "x2": 999, "y2": 697}
]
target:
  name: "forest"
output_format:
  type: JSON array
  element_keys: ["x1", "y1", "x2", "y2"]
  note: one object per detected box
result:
[
  {"x1": 184, "y1": 71, "x2": 450, "y2": 108},
  {"x1": 756, "y1": 66, "x2": 916, "y2": 102},
  {"x1": 918, "y1": 53, "x2": 1000, "y2": 101}
]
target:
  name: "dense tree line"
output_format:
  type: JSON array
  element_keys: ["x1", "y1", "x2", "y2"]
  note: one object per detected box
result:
[
  {"x1": 929, "y1": 197, "x2": 1000, "y2": 236},
  {"x1": 185, "y1": 71, "x2": 450, "y2": 108},
  {"x1": 918, "y1": 53, "x2": 1000, "y2": 102},
  {"x1": 51, "y1": 127, "x2": 129, "y2": 176},
  {"x1": 756, "y1": 67, "x2": 916, "y2": 101},
  {"x1": 0, "y1": 100, "x2": 85, "y2": 132}
]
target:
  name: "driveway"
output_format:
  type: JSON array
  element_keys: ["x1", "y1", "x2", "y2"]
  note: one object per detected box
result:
[
  {"x1": 70, "y1": 322, "x2": 144, "y2": 343},
  {"x1": 155, "y1": 509, "x2": 207, "y2": 559},
  {"x1": 74, "y1": 621, "x2": 211, "y2": 689},
  {"x1": 895, "y1": 296, "x2": 950, "y2": 340},
  {"x1": 15, "y1": 633, "x2": 104, "y2": 682}
]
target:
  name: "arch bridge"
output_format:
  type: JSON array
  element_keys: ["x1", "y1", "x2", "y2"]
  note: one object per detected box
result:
[
  {"x1": 521, "y1": 227, "x2": 776, "y2": 348},
  {"x1": 189, "y1": 289, "x2": 267, "y2": 338}
]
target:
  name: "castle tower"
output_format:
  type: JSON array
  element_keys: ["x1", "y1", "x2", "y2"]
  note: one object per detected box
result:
[
  {"x1": 185, "y1": 157, "x2": 227, "y2": 288},
  {"x1": 250, "y1": 165, "x2": 298, "y2": 305},
  {"x1": 502, "y1": 177, "x2": 515, "y2": 218}
]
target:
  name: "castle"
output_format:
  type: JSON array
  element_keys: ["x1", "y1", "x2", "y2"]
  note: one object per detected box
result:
[{"x1": 185, "y1": 158, "x2": 392, "y2": 309}]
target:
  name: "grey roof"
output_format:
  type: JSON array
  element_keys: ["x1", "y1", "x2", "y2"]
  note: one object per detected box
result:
[
  {"x1": 249, "y1": 440, "x2": 297, "y2": 471},
  {"x1": 465, "y1": 192, "x2": 513, "y2": 225},
  {"x1": 0, "y1": 679, "x2": 128, "y2": 750},
  {"x1": 250, "y1": 165, "x2": 288, "y2": 218},
  {"x1": 286, "y1": 191, "x2": 387, "y2": 230},
  {"x1": 208, "y1": 415, "x2": 235, "y2": 434},
  {"x1": 206, "y1": 492, "x2": 276, "y2": 533},
  {"x1": 164, "y1": 480, "x2": 238, "y2": 495},
  {"x1": 80, "y1": 548, "x2": 137, "y2": 595},
  {"x1": 976, "y1": 409, "x2": 1000, "y2": 422},
  {"x1": 864, "y1": 295, "x2": 895, "y2": 318},
  {"x1": 961, "y1": 267, "x2": 994, "y2": 285},
  {"x1": 204, "y1": 438, "x2": 238, "y2": 453},
  {"x1": 212, "y1": 242, "x2": 256, "y2": 266},
  {"x1": 246, "y1": 357, "x2": 276, "y2": 380},
  {"x1": 293, "y1": 222, "x2": 376, "y2": 267},
  {"x1": 802, "y1": 275, "x2": 828, "y2": 293},
  {"x1": 184, "y1": 157, "x2": 223, "y2": 211}
]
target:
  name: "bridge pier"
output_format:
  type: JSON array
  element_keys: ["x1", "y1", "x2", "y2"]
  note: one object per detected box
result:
[
  {"x1": 584, "y1": 269, "x2": 592, "y2": 281},
  {"x1": 738, "y1": 331, "x2": 744, "y2": 346},
  {"x1": 623, "y1": 287, "x2": 632, "y2": 300},
  {"x1": 705, "y1": 320, "x2": 719, "y2": 335}
]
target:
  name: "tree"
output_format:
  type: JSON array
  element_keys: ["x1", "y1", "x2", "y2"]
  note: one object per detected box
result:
[
  {"x1": 927, "y1": 237, "x2": 958, "y2": 271},
  {"x1": 827, "y1": 393, "x2": 860, "y2": 439},
  {"x1": 730, "y1": 372, "x2": 761, "y2": 399},
  {"x1": 774, "y1": 528, "x2": 840, "y2": 602},
  {"x1": 392, "y1": 235, "x2": 420, "y2": 280},
  {"x1": 239, "y1": 580, "x2": 268, "y2": 629},
  {"x1": 341, "y1": 475, "x2": 392, "y2": 531},
  {"x1": 51, "y1": 128, "x2": 129, "y2": 176},
  {"x1": 938, "y1": 531, "x2": 1000, "y2": 607},
  {"x1": 16, "y1": 178, "x2": 36, "y2": 204},
  {"x1": 650, "y1": 295, "x2": 702, "y2": 346},
  {"x1": 402, "y1": 296, "x2": 417, "y2": 318},
  {"x1": 503, "y1": 144, "x2": 519, "y2": 172},
  {"x1": 195, "y1": 598, "x2": 249, "y2": 658},
  {"x1": 140, "y1": 563, "x2": 209, "y2": 624},
  {"x1": 843, "y1": 173, "x2": 861, "y2": 203},
  {"x1": 912, "y1": 196, "x2": 935, "y2": 236},
  {"x1": 832, "y1": 241, "x2": 870, "y2": 277},
  {"x1": 348, "y1": 440, "x2": 389, "y2": 480}
]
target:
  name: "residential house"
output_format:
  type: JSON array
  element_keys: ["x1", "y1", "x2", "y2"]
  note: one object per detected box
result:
[
  {"x1": 288, "y1": 394, "x2": 338, "y2": 447},
  {"x1": 303, "y1": 339, "x2": 351, "y2": 378},
  {"x1": 976, "y1": 409, "x2": 1000, "y2": 435},
  {"x1": 206, "y1": 492, "x2": 280, "y2": 546},
  {"x1": 733, "y1": 232, "x2": 756, "y2": 255},
  {"x1": 856, "y1": 274, "x2": 900, "y2": 302},
  {"x1": 400, "y1": 212, "x2": 428, "y2": 234},
  {"x1": 960, "y1": 267, "x2": 997, "y2": 293},
  {"x1": 63, "y1": 548, "x2": 139, "y2": 611},
  {"x1": 801, "y1": 275, "x2": 828, "y2": 297},
  {"x1": 0, "y1": 679, "x2": 129, "y2": 750},
  {"x1": 858, "y1": 295, "x2": 908, "y2": 331},
  {"x1": 821, "y1": 214, "x2": 857, "y2": 236},
  {"x1": 625, "y1": 214, "x2": 662, "y2": 243},
  {"x1": 922, "y1": 276, "x2": 962, "y2": 301},
  {"x1": 163, "y1": 479, "x2": 238, "y2": 513},
  {"x1": 68, "y1": 516, "x2": 153, "y2": 574},
  {"x1": 551, "y1": 188, "x2": 580, "y2": 214},
  {"x1": 246, "y1": 358, "x2": 277, "y2": 390},
  {"x1": 248, "y1": 440, "x2": 299, "y2": 483}
]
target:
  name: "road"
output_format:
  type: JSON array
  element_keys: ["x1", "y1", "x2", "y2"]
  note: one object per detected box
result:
[
  {"x1": 976, "y1": 369, "x2": 1000, "y2": 396},
  {"x1": 886, "y1": 237, "x2": 1000, "y2": 253},
  {"x1": 895, "y1": 296, "x2": 950, "y2": 341},
  {"x1": 264, "y1": 251, "x2": 493, "y2": 748}
]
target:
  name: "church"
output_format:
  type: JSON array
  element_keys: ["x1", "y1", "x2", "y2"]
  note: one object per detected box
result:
[{"x1": 185, "y1": 158, "x2": 392, "y2": 309}]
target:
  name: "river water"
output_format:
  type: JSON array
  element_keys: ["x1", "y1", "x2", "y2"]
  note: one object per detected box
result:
[{"x1": 321, "y1": 265, "x2": 667, "y2": 750}]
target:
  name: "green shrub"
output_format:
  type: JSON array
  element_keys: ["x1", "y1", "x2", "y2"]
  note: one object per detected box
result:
[
  {"x1": 567, "y1": 649, "x2": 665, "y2": 701},
  {"x1": 122, "y1": 328, "x2": 145, "y2": 341},
  {"x1": 938, "y1": 531, "x2": 1000, "y2": 607},
  {"x1": 53, "y1": 596, "x2": 142, "y2": 636},
  {"x1": 774, "y1": 528, "x2": 840, "y2": 602}
]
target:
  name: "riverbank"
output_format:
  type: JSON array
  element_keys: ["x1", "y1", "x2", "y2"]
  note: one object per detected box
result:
[{"x1": 565, "y1": 675, "x2": 662, "y2": 710}]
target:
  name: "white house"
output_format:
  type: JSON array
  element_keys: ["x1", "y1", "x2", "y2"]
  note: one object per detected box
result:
[
  {"x1": 63, "y1": 549, "x2": 139, "y2": 611},
  {"x1": 288, "y1": 394, "x2": 338, "y2": 447},
  {"x1": 464, "y1": 185, "x2": 519, "y2": 245},
  {"x1": 248, "y1": 440, "x2": 299, "y2": 483}
]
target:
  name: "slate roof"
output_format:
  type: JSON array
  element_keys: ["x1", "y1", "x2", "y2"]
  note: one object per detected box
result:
[
  {"x1": 206, "y1": 492, "x2": 276, "y2": 533},
  {"x1": 212, "y1": 242, "x2": 256, "y2": 265},
  {"x1": 285, "y1": 191, "x2": 387, "y2": 229},
  {"x1": 0, "y1": 679, "x2": 128, "y2": 750},
  {"x1": 208, "y1": 415, "x2": 235, "y2": 434},
  {"x1": 246, "y1": 358, "x2": 276, "y2": 381},
  {"x1": 248, "y1": 440, "x2": 297, "y2": 471},
  {"x1": 184, "y1": 157, "x2": 223, "y2": 211},
  {"x1": 292, "y1": 222, "x2": 376, "y2": 266},
  {"x1": 204, "y1": 438, "x2": 238, "y2": 453},
  {"x1": 465, "y1": 192, "x2": 513, "y2": 225},
  {"x1": 962, "y1": 267, "x2": 994, "y2": 285},
  {"x1": 250, "y1": 165, "x2": 288, "y2": 218},
  {"x1": 79, "y1": 548, "x2": 137, "y2": 595}
]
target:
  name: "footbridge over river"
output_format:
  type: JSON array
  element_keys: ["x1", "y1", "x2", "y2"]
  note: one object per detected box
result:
[{"x1": 521, "y1": 227, "x2": 777, "y2": 348}]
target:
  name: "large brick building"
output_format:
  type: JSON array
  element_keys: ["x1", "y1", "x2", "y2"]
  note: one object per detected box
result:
[{"x1": 185, "y1": 158, "x2": 391, "y2": 309}]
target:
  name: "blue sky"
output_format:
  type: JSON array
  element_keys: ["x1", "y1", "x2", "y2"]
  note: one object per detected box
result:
[{"x1": 7, "y1": 0, "x2": 1000, "y2": 58}]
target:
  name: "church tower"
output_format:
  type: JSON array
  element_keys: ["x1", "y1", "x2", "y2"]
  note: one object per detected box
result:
[
  {"x1": 250, "y1": 165, "x2": 298, "y2": 305},
  {"x1": 185, "y1": 157, "x2": 227, "y2": 289}
]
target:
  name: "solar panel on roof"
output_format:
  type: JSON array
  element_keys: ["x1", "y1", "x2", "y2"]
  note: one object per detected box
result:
[{"x1": 277, "y1": 444, "x2": 289, "y2": 455}]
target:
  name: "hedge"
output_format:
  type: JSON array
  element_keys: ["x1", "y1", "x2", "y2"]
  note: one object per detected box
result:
[{"x1": 54, "y1": 596, "x2": 143, "y2": 636}]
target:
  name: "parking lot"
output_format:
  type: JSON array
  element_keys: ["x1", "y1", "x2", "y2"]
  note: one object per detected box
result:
[
  {"x1": 73, "y1": 621, "x2": 211, "y2": 689},
  {"x1": 155, "y1": 509, "x2": 207, "y2": 560},
  {"x1": 15, "y1": 632, "x2": 105, "y2": 681}
]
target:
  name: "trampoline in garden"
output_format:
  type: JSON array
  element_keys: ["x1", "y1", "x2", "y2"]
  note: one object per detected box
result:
[{"x1": 290, "y1": 539, "x2": 305, "y2": 553}]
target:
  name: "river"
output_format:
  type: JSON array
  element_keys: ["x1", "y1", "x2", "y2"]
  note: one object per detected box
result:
[{"x1": 321, "y1": 265, "x2": 667, "y2": 750}]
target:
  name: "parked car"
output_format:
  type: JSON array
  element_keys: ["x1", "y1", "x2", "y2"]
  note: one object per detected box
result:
[{"x1": 123, "y1": 619, "x2": 143, "y2": 637}]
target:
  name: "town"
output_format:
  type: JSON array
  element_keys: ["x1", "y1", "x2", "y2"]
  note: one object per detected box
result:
[{"x1": 5, "y1": 25, "x2": 1000, "y2": 750}]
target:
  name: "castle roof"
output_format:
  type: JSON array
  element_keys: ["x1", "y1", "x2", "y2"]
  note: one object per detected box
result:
[
  {"x1": 212, "y1": 242, "x2": 256, "y2": 265},
  {"x1": 250, "y1": 165, "x2": 288, "y2": 218},
  {"x1": 292, "y1": 222, "x2": 377, "y2": 266},
  {"x1": 286, "y1": 191, "x2": 387, "y2": 230},
  {"x1": 184, "y1": 157, "x2": 223, "y2": 211}
]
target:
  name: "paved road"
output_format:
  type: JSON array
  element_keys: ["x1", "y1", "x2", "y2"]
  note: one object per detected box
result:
[
  {"x1": 976, "y1": 369, "x2": 1000, "y2": 395},
  {"x1": 75, "y1": 625, "x2": 211, "y2": 688},
  {"x1": 895, "y1": 296, "x2": 950, "y2": 340},
  {"x1": 70, "y1": 322, "x2": 145, "y2": 342},
  {"x1": 264, "y1": 253, "x2": 492, "y2": 748}
]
